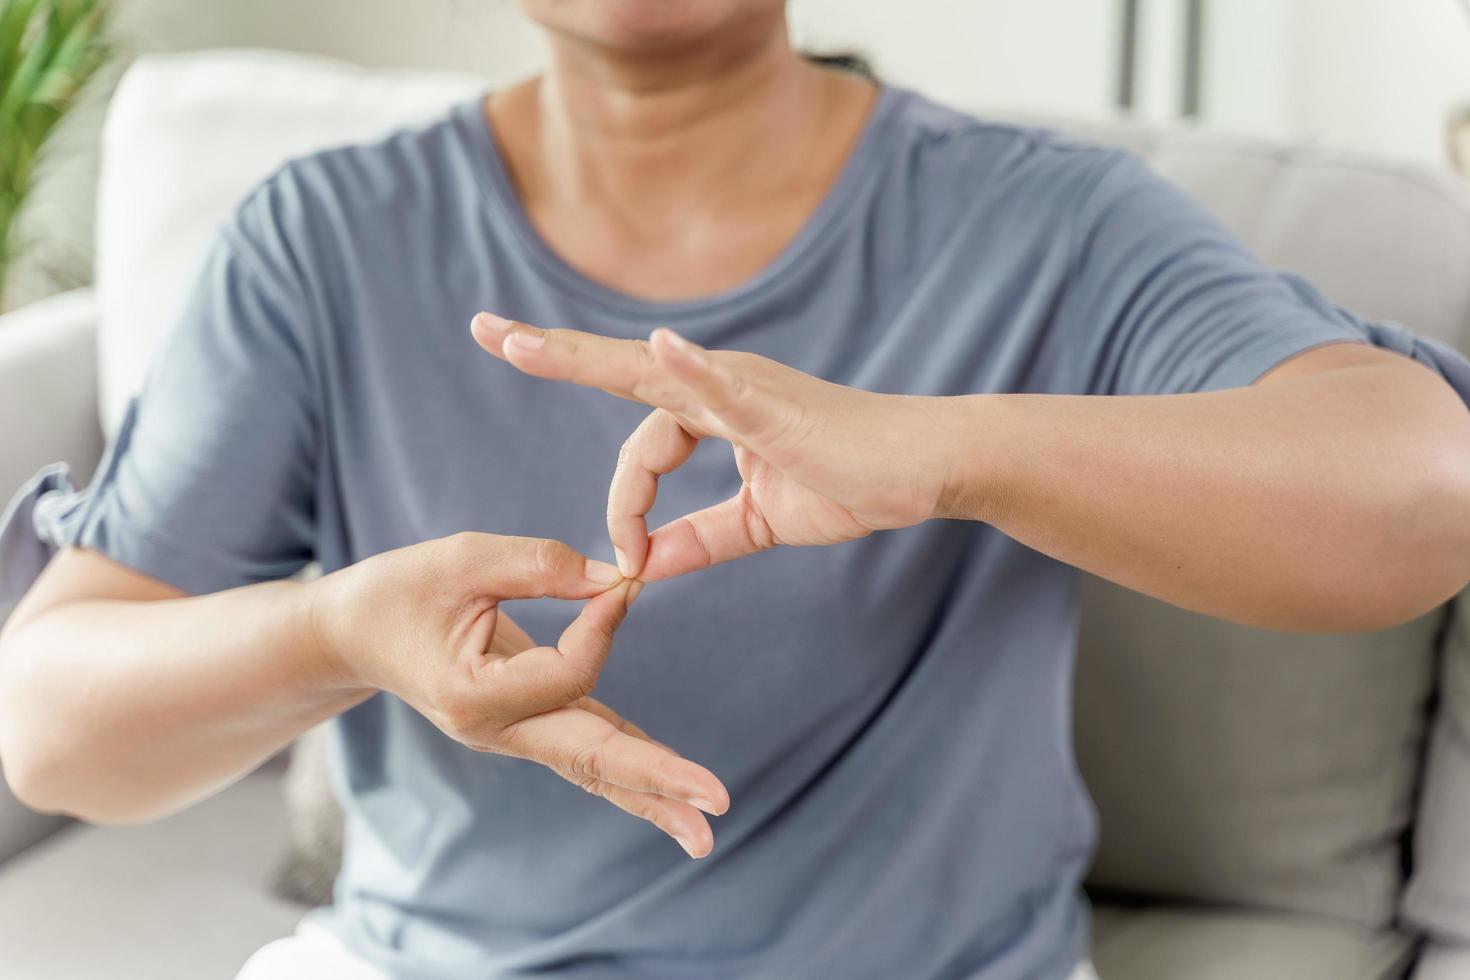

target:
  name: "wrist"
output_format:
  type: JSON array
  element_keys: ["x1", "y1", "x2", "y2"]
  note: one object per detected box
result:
[
  {"x1": 928, "y1": 394, "x2": 1011, "y2": 524},
  {"x1": 293, "y1": 575, "x2": 365, "y2": 693}
]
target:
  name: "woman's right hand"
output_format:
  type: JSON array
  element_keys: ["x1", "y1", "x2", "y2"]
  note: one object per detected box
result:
[{"x1": 307, "y1": 532, "x2": 728, "y2": 857}]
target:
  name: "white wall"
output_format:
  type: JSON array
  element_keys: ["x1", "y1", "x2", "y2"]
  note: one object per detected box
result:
[
  {"x1": 1208, "y1": 0, "x2": 1470, "y2": 165},
  {"x1": 790, "y1": 0, "x2": 1118, "y2": 119}
]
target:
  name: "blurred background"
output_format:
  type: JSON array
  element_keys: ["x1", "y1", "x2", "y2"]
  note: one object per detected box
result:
[
  {"x1": 8, "y1": 0, "x2": 1470, "y2": 314},
  {"x1": 5, "y1": 2, "x2": 1470, "y2": 979}
]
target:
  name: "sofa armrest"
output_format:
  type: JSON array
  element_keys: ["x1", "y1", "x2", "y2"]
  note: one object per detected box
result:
[
  {"x1": 0, "y1": 288, "x2": 100, "y2": 866},
  {"x1": 0, "y1": 288, "x2": 104, "y2": 497},
  {"x1": 1414, "y1": 943, "x2": 1470, "y2": 980}
]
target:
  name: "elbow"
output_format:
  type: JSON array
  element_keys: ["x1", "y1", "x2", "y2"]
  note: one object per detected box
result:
[
  {"x1": 0, "y1": 707, "x2": 76, "y2": 819},
  {"x1": 0, "y1": 688, "x2": 181, "y2": 826},
  {"x1": 1371, "y1": 373, "x2": 1470, "y2": 626},
  {"x1": 0, "y1": 654, "x2": 144, "y2": 825},
  {"x1": 0, "y1": 647, "x2": 61, "y2": 816},
  {"x1": 0, "y1": 662, "x2": 55, "y2": 816},
  {"x1": 1348, "y1": 451, "x2": 1470, "y2": 633},
  {"x1": 1282, "y1": 450, "x2": 1470, "y2": 636},
  {"x1": 0, "y1": 743, "x2": 162, "y2": 826},
  {"x1": 1, "y1": 746, "x2": 69, "y2": 819},
  {"x1": 0, "y1": 698, "x2": 78, "y2": 819},
  {"x1": 1424, "y1": 441, "x2": 1470, "y2": 595},
  {"x1": 1433, "y1": 402, "x2": 1470, "y2": 584}
]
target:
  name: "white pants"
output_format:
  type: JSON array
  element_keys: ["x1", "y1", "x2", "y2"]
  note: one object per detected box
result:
[
  {"x1": 237, "y1": 918, "x2": 1102, "y2": 980},
  {"x1": 235, "y1": 919, "x2": 391, "y2": 980}
]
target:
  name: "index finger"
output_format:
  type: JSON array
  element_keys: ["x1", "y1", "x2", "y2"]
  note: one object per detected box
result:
[
  {"x1": 470, "y1": 313, "x2": 695, "y2": 414},
  {"x1": 608, "y1": 409, "x2": 700, "y2": 578}
]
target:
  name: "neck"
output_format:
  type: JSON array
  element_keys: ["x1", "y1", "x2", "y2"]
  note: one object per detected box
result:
[
  {"x1": 482, "y1": 19, "x2": 877, "y2": 300},
  {"x1": 513, "y1": 21, "x2": 836, "y2": 215}
]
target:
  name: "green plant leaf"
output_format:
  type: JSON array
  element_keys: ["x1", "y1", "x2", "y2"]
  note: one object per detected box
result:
[
  {"x1": 0, "y1": 0, "x2": 109, "y2": 311},
  {"x1": 0, "y1": 0, "x2": 44, "y2": 94}
]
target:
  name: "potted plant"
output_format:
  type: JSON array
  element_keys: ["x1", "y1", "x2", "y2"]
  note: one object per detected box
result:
[{"x1": 0, "y1": 0, "x2": 110, "y2": 313}]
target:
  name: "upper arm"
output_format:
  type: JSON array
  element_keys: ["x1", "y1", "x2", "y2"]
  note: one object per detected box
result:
[
  {"x1": 8, "y1": 183, "x2": 322, "y2": 601},
  {"x1": 1255, "y1": 340, "x2": 1423, "y2": 385},
  {"x1": 1061, "y1": 152, "x2": 1369, "y2": 397}
]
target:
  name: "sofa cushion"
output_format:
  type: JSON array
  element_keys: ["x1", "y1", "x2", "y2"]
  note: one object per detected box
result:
[
  {"x1": 1403, "y1": 588, "x2": 1470, "y2": 943},
  {"x1": 1089, "y1": 901, "x2": 1417, "y2": 980},
  {"x1": 1076, "y1": 576, "x2": 1443, "y2": 928},
  {"x1": 0, "y1": 769, "x2": 300, "y2": 980},
  {"x1": 1414, "y1": 943, "x2": 1470, "y2": 980},
  {"x1": 95, "y1": 49, "x2": 484, "y2": 434}
]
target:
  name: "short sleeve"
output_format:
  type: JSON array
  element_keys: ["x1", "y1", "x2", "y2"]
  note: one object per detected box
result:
[
  {"x1": 0, "y1": 199, "x2": 319, "y2": 599},
  {"x1": 1061, "y1": 152, "x2": 1372, "y2": 397}
]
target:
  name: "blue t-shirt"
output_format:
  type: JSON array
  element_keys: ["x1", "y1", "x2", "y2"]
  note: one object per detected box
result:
[{"x1": 5, "y1": 86, "x2": 1470, "y2": 980}]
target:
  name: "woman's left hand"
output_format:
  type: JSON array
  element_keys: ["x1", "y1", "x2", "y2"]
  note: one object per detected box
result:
[{"x1": 472, "y1": 314, "x2": 956, "y2": 581}]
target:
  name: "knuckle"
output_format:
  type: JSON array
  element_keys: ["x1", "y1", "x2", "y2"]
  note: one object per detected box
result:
[
  {"x1": 643, "y1": 757, "x2": 681, "y2": 797},
  {"x1": 626, "y1": 796, "x2": 664, "y2": 827},
  {"x1": 585, "y1": 612, "x2": 621, "y2": 653},
  {"x1": 442, "y1": 531, "x2": 485, "y2": 570},
  {"x1": 565, "y1": 728, "x2": 619, "y2": 784},
  {"x1": 629, "y1": 340, "x2": 657, "y2": 392},
  {"x1": 563, "y1": 661, "x2": 600, "y2": 701},
  {"x1": 542, "y1": 662, "x2": 596, "y2": 708},
  {"x1": 616, "y1": 434, "x2": 637, "y2": 468},
  {"x1": 725, "y1": 367, "x2": 752, "y2": 401},
  {"x1": 568, "y1": 742, "x2": 607, "y2": 783},
  {"x1": 532, "y1": 537, "x2": 575, "y2": 578},
  {"x1": 739, "y1": 488, "x2": 779, "y2": 551}
]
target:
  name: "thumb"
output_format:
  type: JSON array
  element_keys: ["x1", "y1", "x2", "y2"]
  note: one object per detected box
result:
[
  {"x1": 554, "y1": 578, "x2": 642, "y2": 683},
  {"x1": 489, "y1": 579, "x2": 642, "y2": 718},
  {"x1": 447, "y1": 533, "x2": 624, "y2": 601}
]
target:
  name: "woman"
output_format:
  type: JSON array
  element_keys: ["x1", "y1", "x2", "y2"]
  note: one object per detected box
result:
[{"x1": 2, "y1": 2, "x2": 1469, "y2": 978}]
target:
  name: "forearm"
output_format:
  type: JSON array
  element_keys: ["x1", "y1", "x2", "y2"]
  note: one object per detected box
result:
[
  {"x1": 0, "y1": 574, "x2": 366, "y2": 823},
  {"x1": 470, "y1": 317, "x2": 1470, "y2": 628},
  {"x1": 937, "y1": 360, "x2": 1470, "y2": 632}
]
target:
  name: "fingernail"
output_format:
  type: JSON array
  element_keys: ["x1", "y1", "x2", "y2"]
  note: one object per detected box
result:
[
  {"x1": 661, "y1": 329, "x2": 691, "y2": 351},
  {"x1": 626, "y1": 580, "x2": 645, "y2": 605},
  {"x1": 508, "y1": 330, "x2": 546, "y2": 350},
  {"x1": 688, "y1": 797, "x2": 720, "y2": 815},
  {"x1": 585, "y1": 559, "x2": 622, "y2": 586},
  {"x1": 677, "y1": 836, "x2": 701, "y2": 859},
  {"x1": 613, "y1": 546, "x2": 633, "y2": 577},
  {"x1": 471, "y1": 312, "x2": 511, "y2": 335}
]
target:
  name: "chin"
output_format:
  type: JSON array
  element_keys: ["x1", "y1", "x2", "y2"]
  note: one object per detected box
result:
[{"x1": 518, "y1": 0, "x2": 785, "y2": 52}]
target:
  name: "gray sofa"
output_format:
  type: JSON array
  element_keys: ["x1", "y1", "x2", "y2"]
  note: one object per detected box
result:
[{"x1": 1, "y1": 52, "x2": 1468, "y2": 979}]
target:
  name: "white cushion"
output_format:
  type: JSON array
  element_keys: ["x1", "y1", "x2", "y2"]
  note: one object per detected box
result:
[{"x1": 94, "y1": 49, "x2": 486, "y2": 434}]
